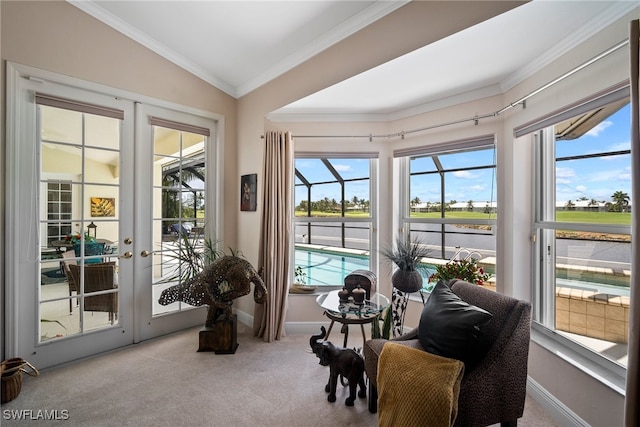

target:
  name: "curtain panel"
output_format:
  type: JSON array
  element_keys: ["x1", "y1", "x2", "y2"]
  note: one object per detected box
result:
[
  {"x1": 625, "y1": 18, "x2": 639, "y2": 427},
  {"x1": 253, "y1": 131, "x2": 294, "y2": 342}
]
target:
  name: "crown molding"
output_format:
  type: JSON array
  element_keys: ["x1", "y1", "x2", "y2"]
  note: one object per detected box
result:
[{"x1": 500, "y1": 1, "x2": 639, "y2": 93}]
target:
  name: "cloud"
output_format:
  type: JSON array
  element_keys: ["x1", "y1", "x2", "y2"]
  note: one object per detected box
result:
[
  {"x1": 556, "y1": 167, "x2": 575, "y2": 178},
  {"x1": 588, "y1": 169, "x2": 630, "y2": 182},
  {"x1": 452, "y1": 170, "x2": 476, "y2": 179},
  {"x1": 585, "y1": 120, "x2": 613, "y2": 137},
  {"x1": 609, "y1": 141, "x2": 631, "y2": 151},
  {"x1": 332, "y1": 164, "x2": 351, "y2": 172}
]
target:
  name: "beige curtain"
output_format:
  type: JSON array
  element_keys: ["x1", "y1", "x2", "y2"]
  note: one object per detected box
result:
[
  {"x1": 625, "y1": 18, "x2": 639, "y2": 427},
  {"x1": 253, "y1": 131, "x2": 294, "y2": 342}
]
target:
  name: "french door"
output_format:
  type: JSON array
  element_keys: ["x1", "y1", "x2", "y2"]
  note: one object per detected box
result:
[{"x1": 6, "y1": 63, "x2": 219, "y2": 368}]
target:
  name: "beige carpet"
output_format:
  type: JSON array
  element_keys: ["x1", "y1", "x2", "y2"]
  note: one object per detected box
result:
[{"x1": 2, "y1": 323, "x2": 559, "y2": 426}]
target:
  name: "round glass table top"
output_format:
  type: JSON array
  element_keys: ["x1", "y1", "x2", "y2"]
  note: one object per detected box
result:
[{"x1": 316, "y1": 290, "x2": 389, "y2": 318}]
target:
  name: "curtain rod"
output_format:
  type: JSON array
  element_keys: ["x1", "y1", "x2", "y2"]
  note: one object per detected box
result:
[{"x1": 262, "y1": 38, "x2": 629, "y2": 141}]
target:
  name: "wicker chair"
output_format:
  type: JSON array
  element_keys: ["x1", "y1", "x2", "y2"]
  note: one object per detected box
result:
[
  {"x1": 68, "y1": 262, "x2": 118, "y2": 323},
  {"x1": 61, "y1": 250, "x2": 78, "y2": 313},
  {"x1": 364, "y1": 279, "x2": 532, "y2": 427}
]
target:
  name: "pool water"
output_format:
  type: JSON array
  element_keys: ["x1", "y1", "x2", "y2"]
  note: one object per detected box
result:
[
  {"x1": 295, "y1": 249, "x2": 369, "y2": 286},
  {"x1": 295, "y1": 248, "x2": 437, "y2": 288}
]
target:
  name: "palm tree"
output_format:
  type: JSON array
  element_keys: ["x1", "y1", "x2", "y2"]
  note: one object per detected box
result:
[{"x1": 611, "y1": 191, "x2": 630, "y2": 212}]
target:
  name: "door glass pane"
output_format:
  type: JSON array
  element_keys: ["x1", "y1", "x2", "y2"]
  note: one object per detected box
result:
[
  {"x1": 38, "y1": 104, "x2": 121, "y2": 343},
  {"x1": 151, "y1": 125, "x2": 207, "y2": 316}
]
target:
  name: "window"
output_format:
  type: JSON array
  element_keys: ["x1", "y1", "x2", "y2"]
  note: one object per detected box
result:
[
  {"x1": 46, "y1": 182, "x2": 73, "y2": 245},
  {"x1": 293, "y1": 156, "x2": 376, "y2": 287},
  {"x1": 396, "y1": 136, "x2": 497, "y2": 291},
  {"x1": 532, "y1": 91, "x2": 631, "y2": 370},
  {"x1": 151, "y1": 122, "x2": 209, "y2": 316}
]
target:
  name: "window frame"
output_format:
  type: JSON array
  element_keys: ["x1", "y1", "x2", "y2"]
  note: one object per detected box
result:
[
  {"x1": 530, "y1": 86, "x2": 631, "y2": 391},
  {"x1": 292, "y1": 154, "x2": 378, "y2": 288},
  {"x1": 396, "y1": 136, "x2": 498, "y2": 292}
]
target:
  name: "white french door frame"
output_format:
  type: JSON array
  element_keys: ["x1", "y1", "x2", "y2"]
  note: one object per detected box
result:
[
  {"x1": 5, "y1": 62, "x2": 224, "y2": 367},
  {"x1": 133, "y1": 103, "x2": 222, "y2": 343}
]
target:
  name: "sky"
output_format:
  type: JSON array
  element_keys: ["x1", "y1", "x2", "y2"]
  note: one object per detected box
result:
[{"x1": 295, "y1": 103, "x2": 632, "y2": 206}]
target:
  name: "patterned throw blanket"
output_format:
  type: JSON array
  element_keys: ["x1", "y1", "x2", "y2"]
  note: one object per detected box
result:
[{"x1": 377, "y1": 342, "x2": 464, "y2": 427}]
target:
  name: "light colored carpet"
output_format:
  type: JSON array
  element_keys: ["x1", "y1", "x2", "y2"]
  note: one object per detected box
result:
[{"x1": 2, "y1": 323, "x2": 559, "y2": 426}]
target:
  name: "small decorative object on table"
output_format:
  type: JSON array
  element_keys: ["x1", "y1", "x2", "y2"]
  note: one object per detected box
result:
[
  {"x1": 338, "y1": 287, "x2": 350, "y2": 303},
  {"x1": 352, "y1": 285, "x2": 366, "y2": 304},
  {"x1": 309, "y1": 326, "x2": 367, "y2": 406}
]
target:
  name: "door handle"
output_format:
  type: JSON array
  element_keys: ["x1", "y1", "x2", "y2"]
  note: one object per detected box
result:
[
  {"x1": 119, "y1": 251, "x2": 133, "y2": 259},
  {"x1": 140, "y1": 250, "x2": 150, "y2": 257}
]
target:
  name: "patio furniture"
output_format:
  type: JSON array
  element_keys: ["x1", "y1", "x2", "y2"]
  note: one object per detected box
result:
[
  {"x1": 73, "y1": 241, "x2": 106, "y2": 264},
  {"x1": 61, "y1": 250, "x2": 78, "y2": 313},
  {"x1": 68, "y1": 262, "x2": 118, "y2": 323}
]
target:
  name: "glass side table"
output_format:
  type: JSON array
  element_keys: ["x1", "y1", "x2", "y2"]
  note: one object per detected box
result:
[{"x1": 315, "y1": 290, "x2": 390, "y2": 348}]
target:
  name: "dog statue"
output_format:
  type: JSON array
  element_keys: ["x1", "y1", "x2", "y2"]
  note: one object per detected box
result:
[{"x1": 309, "y1": 326, "x2": 366, "y2": 406}]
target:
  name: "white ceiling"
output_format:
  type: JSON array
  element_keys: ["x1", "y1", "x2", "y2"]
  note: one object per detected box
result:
[{"x1": 70, "y1": 1, "x2": 637, "y2": 121}]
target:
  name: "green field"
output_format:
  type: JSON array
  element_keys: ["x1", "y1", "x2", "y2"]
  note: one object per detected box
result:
[{"x1": 295, "y1": 209, "x2": 631, "y2": 225}]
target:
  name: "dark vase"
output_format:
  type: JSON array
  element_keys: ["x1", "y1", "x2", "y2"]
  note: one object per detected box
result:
[{"x1": 392, "y1": 269, "x2": 423, "y2": 293}]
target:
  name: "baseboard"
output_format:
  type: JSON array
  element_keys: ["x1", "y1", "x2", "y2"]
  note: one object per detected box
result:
[
  {"x1": 233, "y1": 308, "x2": 254, "y2": 328},
  {"x1": 234, "y1": 309, "x2": 328, "y2": 336},
  {"x1": 527, "y1": 376, "x2": 589, "y2": 427}
]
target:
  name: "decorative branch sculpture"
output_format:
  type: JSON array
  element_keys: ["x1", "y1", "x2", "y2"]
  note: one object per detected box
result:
[{"x1": 158, "y1": 255, "x2": 266, "y2": 326}]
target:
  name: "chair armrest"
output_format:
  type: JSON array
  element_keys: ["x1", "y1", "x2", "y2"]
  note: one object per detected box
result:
[{"x1": 391, "y1": 328, "x2": 418, "y2": 341}]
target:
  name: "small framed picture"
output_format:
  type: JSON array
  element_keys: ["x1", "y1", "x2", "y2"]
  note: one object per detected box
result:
[
  {"x1": 241, "y1": 174, "x2": 257, "y2": 211},
  {"x1": 91, "y1": 197, "x2": 116, "y2": 217}
]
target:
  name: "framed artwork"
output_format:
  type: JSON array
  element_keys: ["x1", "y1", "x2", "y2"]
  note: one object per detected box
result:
[
  {"x1": 241, "y1": 174, "x2": 257, "y2": 211},
  {"x1": 91, "y1": 197, "x2": 116, "y2": 217}
]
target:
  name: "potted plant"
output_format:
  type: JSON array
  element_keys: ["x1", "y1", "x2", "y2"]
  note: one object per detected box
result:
[
  {"x1": 428, "y1": 258, "x2": 490, "y2": 286},
  {"x1": 158, "y1": 228, "x2": 225, "y2": 285},
  {"x1": 381, "y1": 236, "x2": 431, "y2": 293}
]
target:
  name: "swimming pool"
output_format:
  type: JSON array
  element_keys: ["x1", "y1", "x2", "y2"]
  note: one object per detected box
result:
[
  {"x1": 294, "y1": 247, "x2": 437, "y2": 287},
  {"x1": 295, "y1": 248, "x2": 369, "y2": 286}
]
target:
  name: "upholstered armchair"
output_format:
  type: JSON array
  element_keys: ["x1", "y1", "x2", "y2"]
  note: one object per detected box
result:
[{"x1": 364, "y1": 279, "x2": 532, "y2": 427}]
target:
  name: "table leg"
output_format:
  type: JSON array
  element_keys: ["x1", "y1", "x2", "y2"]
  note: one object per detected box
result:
[{"x1": 340, "y1": 323, "x2": 349, "y2": 348}]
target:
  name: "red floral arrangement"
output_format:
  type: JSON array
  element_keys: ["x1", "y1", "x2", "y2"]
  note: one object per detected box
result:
[
  {"x1": 428, "y1": 258, "x2": 490, "y2": 286},
  {"x1": 65, "y1": 232, "x2": 95, "y2": 244}
]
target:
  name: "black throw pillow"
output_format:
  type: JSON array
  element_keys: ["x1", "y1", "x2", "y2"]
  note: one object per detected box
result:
[{"x1": 418, "y1": 281, "x2": 493, "y2": 368}]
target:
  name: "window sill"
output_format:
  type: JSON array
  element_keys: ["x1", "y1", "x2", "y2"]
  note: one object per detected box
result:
[{"x1": 531, "y1": 323, "x2": 626, "y2": 396}]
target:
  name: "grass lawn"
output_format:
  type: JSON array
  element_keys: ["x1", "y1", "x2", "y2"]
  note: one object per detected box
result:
[{"x1": 296, "y1": 210, "x2": 631, "y2": 225}]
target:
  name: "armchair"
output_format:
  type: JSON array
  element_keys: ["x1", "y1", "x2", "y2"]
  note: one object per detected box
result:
[{"x1": 364, "y1": 279, "x2": 531, "y2": 427}]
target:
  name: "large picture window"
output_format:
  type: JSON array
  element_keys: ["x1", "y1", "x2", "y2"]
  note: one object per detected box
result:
[
  {"x1": 532, "y1": 89, "x2": 631, "y2": 371},
  {"x1": 293, "y1": 156, "x2": 376, "y2": 287}
]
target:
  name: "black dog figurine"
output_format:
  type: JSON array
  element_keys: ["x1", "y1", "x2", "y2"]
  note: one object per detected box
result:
[{"x1": 309, "y1": 326, "x2": 366, "y2": 406}]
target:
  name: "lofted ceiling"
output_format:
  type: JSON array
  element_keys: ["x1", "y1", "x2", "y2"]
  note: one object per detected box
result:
[{"x1": 69, "y1": 1, "x2": 637, "y2": 121}]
